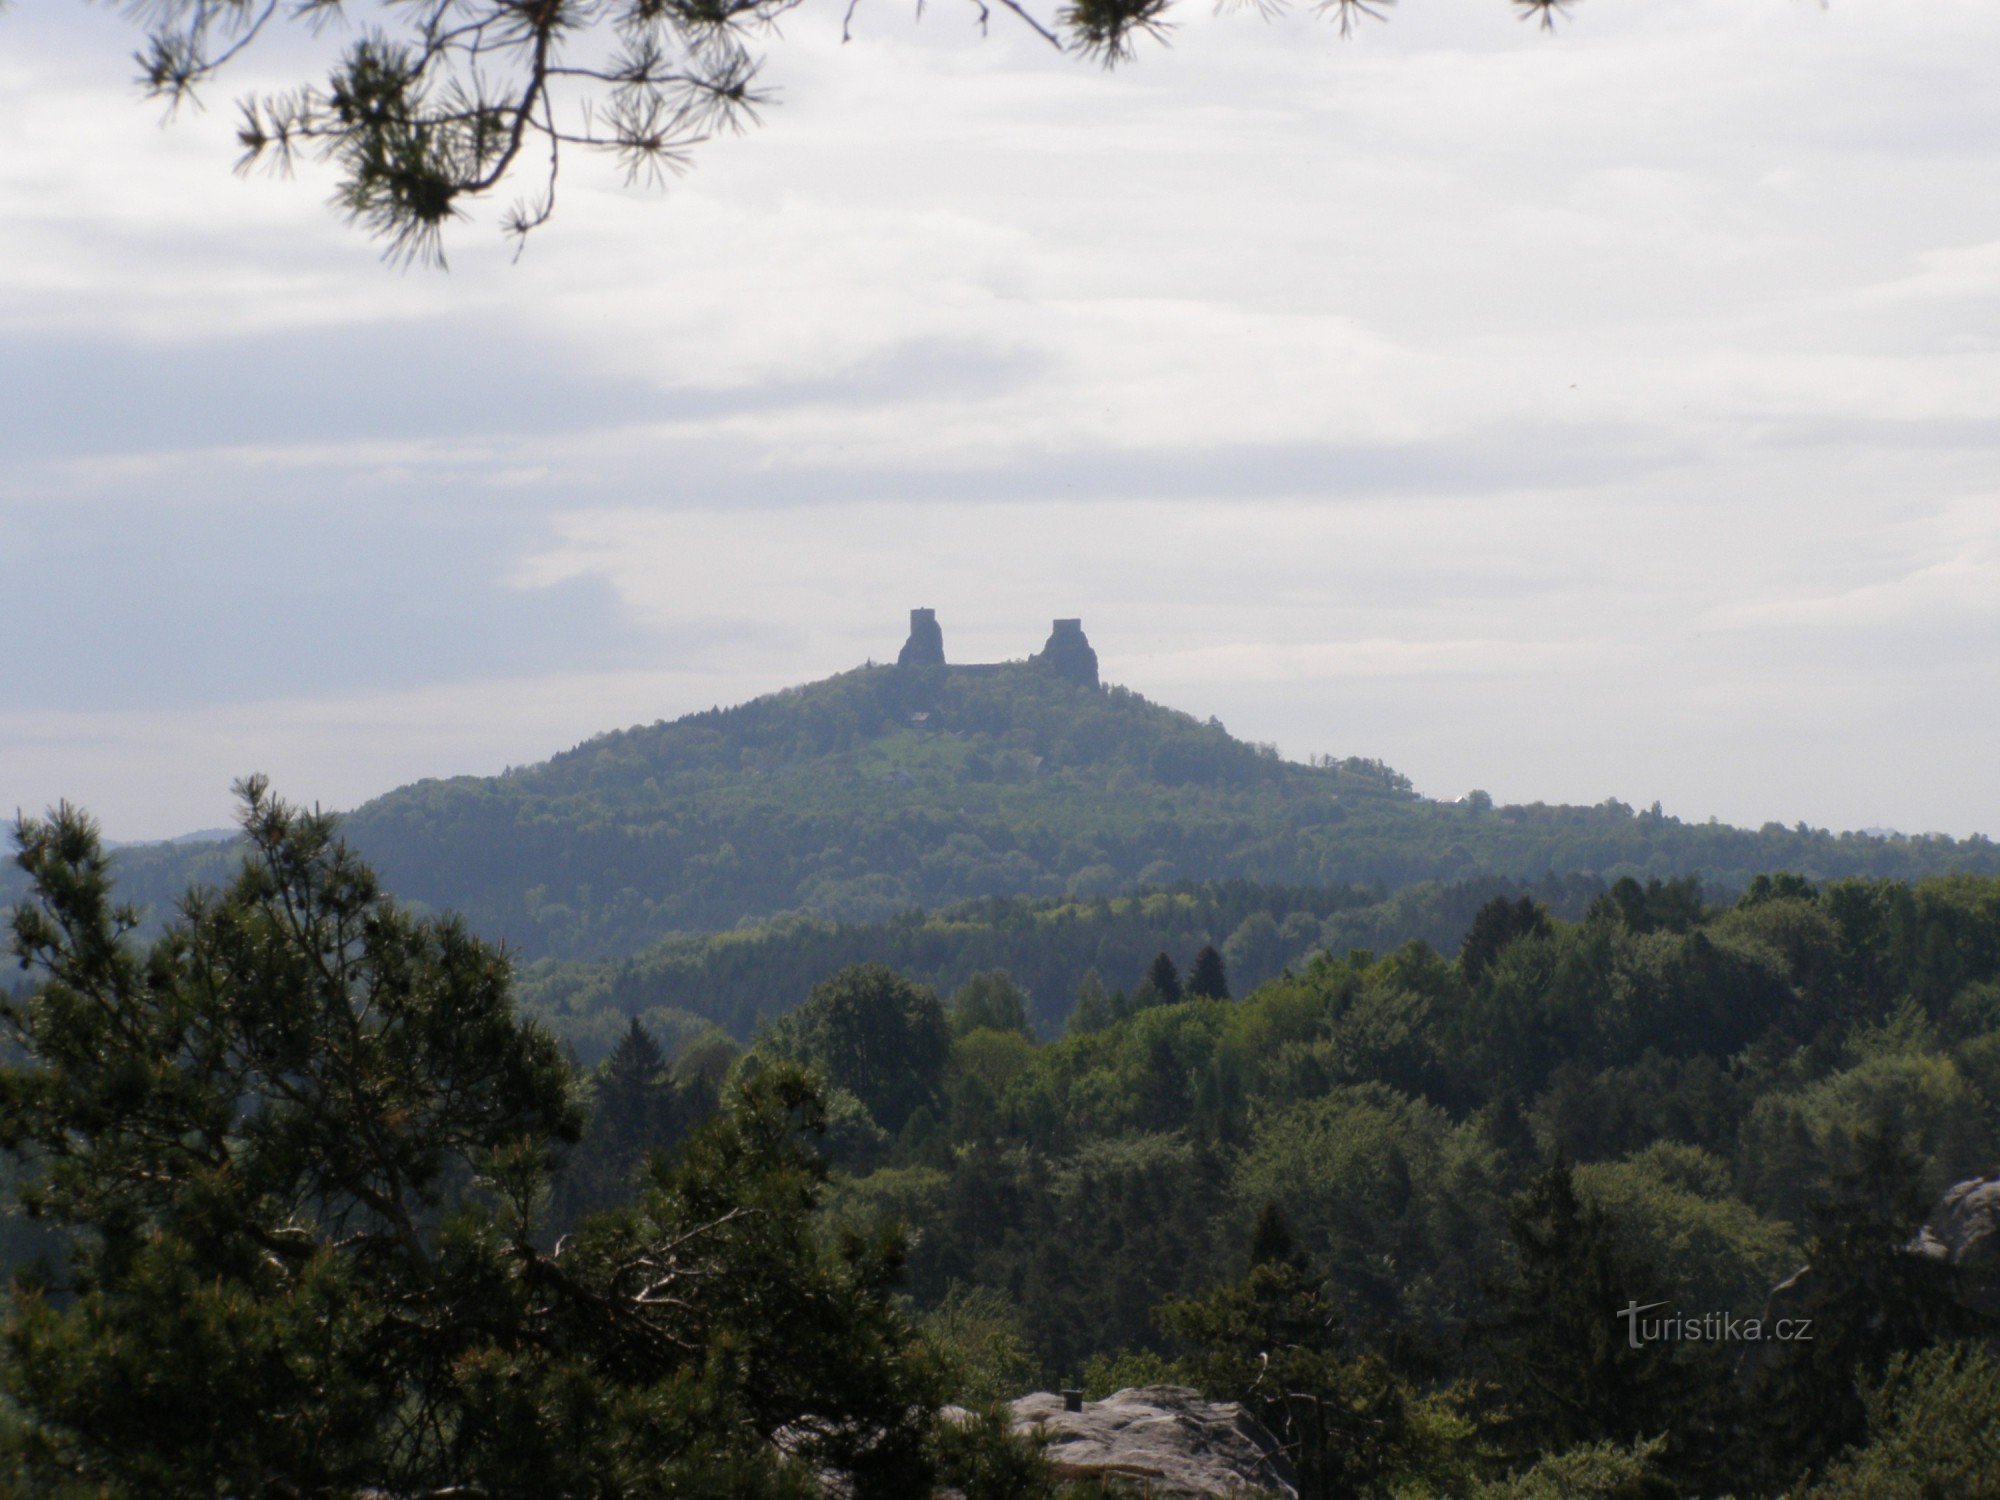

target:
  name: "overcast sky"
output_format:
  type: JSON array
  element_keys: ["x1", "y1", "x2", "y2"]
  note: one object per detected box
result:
[{"x1": 4, "y1": 0, "x2": 1997, "y2": 841}]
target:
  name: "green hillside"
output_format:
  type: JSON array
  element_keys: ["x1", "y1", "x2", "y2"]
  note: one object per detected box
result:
[{"x1": 16, "y1": 651, "x2": 1998, "y2": 963}]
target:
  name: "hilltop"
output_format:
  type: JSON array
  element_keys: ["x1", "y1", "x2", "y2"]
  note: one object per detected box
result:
[{"x1": 15, "y1": 611, "x2": 1999, "y2": 963}]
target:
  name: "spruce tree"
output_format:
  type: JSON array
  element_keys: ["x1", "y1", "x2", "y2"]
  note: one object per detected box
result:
[
  {"x1": 558, "y1": 1016, "x2": 674, "y2": 1224},
  {"x1": 1187, "y1": 944, "x2": 1231, "y2": 1001},
  {"x1": 1480, "y1": 1155, "x2": 1705, "y2": 1463},
  {"x1": 1161, "y1": 1241, "x2": 1413, "y2": 1497}
]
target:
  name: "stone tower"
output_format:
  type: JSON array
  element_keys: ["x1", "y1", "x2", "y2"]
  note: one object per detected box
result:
[
  {"x1": 898, "y1": 607, "x2": 946, "y2": 667},
  {"x1": 1034, "y1": 618, "x2": 1099, "y2": 689}
]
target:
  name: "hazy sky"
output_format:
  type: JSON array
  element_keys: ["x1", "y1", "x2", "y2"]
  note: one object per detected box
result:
[{"x1": 4, "y1": 0, "x2": 1998, "y2": 841}]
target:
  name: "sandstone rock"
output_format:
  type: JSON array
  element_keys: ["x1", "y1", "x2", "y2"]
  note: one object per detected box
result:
[
  {"x1": 1911, "y1": 1167, "x2": 2000, "y2": 1316},
  {"x1": 1754, "y1": 1165, "x2": 2000, "y2": 1373},
  {"x1": 1003, "y1": 1385, "x2": 1297, "y2": 1498}
]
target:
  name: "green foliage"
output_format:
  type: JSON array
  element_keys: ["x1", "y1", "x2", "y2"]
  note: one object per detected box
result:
[
  {"x1": 1575, "y1": 1144, "x2": 1797, "y2": 1316},
  {"x1": 1068, "y1": 969, "x2": 1115, "y2": 1035},
  {"x1": 1739, "y1": 1044, "x2": 1995, "y2": 1222},
  {"x1": 1748, "y1": 1125, "x2": 1981, "y2": 1481},
  {"x1": 1159, "y1": 1251, "x2": 1421, "y2": 1498},
  {"x1": 16, "y1": 763, "x2": 2000, "y2": 1497},
  {"x1": 1463, "y1": 1438, "x2": 1673, "y2": 1500},
  {"x1": 1588, "y1": 875, "x2": 1706, "y2": 935},
  {"x1": 0, "y1": 788, "x2": 941, "y2": 1497},
  {"x1": 1460, "y1": 895, "x2": 1554, "y2": 984},
  {"x1": 1801, "y1": 1343, "x2": 2000, "y2": 1499},
  {"x1": 1478, "y1": 1158, "x2": 1716, "y2": 1472},
  {"x1": 1232, "y1": 1085, "x2": 1458, "y2": 1324},
  {"x1": 1077, "y1": 1346, "x2": 1185, "y2": 1397},
  {"x1": 522, "y1": 878, "x2": 1386, "y2": 1055},
  {"x1": 762, "y1": 962, "x2": 952, "y2": 1133},
  {"x1": 1140, "y1": 950, "x2": 1184, "y2": 1007},
  {"x1": 555, "y1": 1015, "x2": 722, "y2": 1227},
  {"x1": 929, "y1": 1404, "x2": 1068, "y2": 1500},
  {"x1": 953, "y1": 970, "x2": 1035, "y2": 1037},
  {"x1": 1187, "y1": 942, "x2": 1231, "y2": 1000},
  {"x1": 920, "y1": 1284, "x2": 1039, "y2": 1406}
]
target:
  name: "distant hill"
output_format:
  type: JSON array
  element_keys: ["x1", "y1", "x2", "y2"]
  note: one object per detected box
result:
[
  {"x1": 10, "y1": 616, "x2": 1999, "y2": 962},
  {"x1": 104, "y1": 827, "x2": 236, "y2": 850}
]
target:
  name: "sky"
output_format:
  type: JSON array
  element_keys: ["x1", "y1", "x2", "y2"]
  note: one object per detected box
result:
[{"x1": 3, "y1": 0, "x2": 1998, "y2": 842}]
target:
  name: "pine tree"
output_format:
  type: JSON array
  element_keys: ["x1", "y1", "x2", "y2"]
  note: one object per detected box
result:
[
  {"x1": 1160, "y1": 1248, "x2": 1414, "y2": 1498},
  {"x1": 84, "y1": 0, "x2": 1586, "y2": 260},
  {"x1": 0, "y1": 786, "x2": 941, "y2": 1497},
  {"x1": 1141, "y1": 951, "x2": 1183, "y2": 1008}
]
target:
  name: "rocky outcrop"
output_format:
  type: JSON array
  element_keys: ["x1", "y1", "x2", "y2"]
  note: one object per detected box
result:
[
  {"x1": 999, "y1": 1386, "x2": 1297, "y2": 1498},
  {"x1": 899, "y1": 607, "x2": 946, "y2": 667},
  {"x1": 1911, "y1": 1167, "x2": 2000, "y2": 1317},
  {"x1": 1752, "y1": 1166, "x2": 2000, "y2": 1379},
  {"x1": 1033, "y1": 618, "x2": 1100, "y2": 689}
]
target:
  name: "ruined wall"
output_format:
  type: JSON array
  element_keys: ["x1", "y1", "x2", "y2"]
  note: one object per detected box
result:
[
  {"x1": 894, "y1": 610, "x2": 1099, "y2": 689},
  {"x1": 896, "y1": 607, "x2": 946, "y2": 667}
]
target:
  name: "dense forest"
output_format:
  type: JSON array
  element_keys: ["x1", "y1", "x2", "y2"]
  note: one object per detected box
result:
[
  {"x1": 15, "y1": 659, "x2": 1998, "y2": 965},
  {"x1": 515, "y1": 873, "x2": 1612, "y2": 1063},
  {"x1": 5, "y1": 788, "x2": 1998, "y2": 1496}
]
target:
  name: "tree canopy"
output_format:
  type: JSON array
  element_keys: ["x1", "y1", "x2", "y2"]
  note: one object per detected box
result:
[
  {"x1": 66, "y1": 0, "x2": 1580, "y2": 261},
  {"x1": 0, "y1": 784, "x2": 944, "y2": 1496},
  {"x1": 9, "y1": 783, "x2": 2000, "y2": 1493}
]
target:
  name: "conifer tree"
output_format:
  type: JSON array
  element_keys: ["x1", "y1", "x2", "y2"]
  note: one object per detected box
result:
[
  {"x1": 1187, "y1": 943, "x2": 1230, "y2": 1001},
  {"x1": 1161, "y1": 1229, "x2": 1413, "y2": 1498},
  {"x1": 1480, "y1": 1155, "x2": 1703, "y2": 1463},
  {"x1": 1458, "y1": 895, "x2": 1553, "y2": 985},
  {"x1": 1069, "y1": 969, "x2": 1113, "y2": 1035},
  {"x1": 1249, "y1": 1200, "x2": 1306, "y2": 1271},
  {"x1": 1749, "y1": 1123, "x2": 1983, "y2": 1483},
  {"x1": 558, "y1": 1015, "x2": 677, "y2": 1224},
  {"x1": 56, "y1": 0, "x2": 1585, "y2": 260},
  {"x1": 0, "y1": 786, "x2": 941, "y2": 1497}
]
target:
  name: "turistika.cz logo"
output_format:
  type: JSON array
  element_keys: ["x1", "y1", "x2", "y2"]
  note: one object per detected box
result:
[{"x1": 1617, "y1": 1300, "x2": 1813, "y2": 1350}]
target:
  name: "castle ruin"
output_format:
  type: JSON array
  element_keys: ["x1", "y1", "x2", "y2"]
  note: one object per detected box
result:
[{"x1": 895, "y1": 609, "x2": 1100, "y2": 689}]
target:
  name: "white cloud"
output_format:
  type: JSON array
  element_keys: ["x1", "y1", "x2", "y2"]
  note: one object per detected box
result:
[{"x1": 5, "y1": 0, "x2": 2000, "y2": 841}]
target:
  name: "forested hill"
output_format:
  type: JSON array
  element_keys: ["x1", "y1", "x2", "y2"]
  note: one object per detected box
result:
[{"x1": 20, "y1": 658, "x2": 1999, "y2": 962}]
